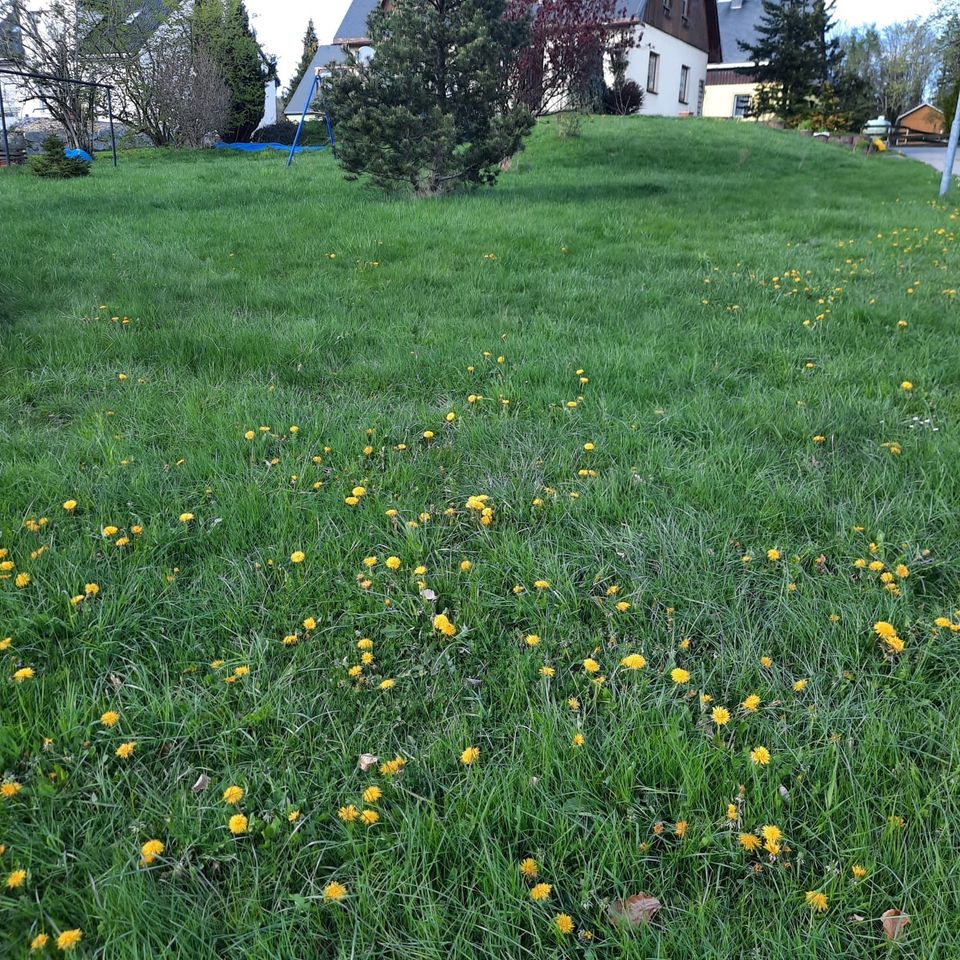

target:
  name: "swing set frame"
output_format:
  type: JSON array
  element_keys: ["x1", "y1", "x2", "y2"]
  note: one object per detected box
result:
[
  {"x1": 286, "y1": 67, "x2": 335, "y2": 168},
  {"x1": 0, "y1": 67, "x2": 117, "y2": 168}
]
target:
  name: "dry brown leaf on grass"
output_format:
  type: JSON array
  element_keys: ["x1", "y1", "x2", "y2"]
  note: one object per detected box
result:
[
  {"x1": 608, "y1": 893, "x2": 662, "y2": 927},
  {"x1": 358, "y1": 754, "x2": 379, "y2": 772},
  {"x1": 881, "y1": 908, "x2": 910, "y2": 941},
  {"x1": 191, "y1": 774, "x2": 210, "y2": 794}
]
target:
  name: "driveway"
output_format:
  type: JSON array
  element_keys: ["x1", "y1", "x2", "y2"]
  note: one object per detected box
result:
[{"x1": 895, "y1": 146, "x2": 959, "y2": 176}]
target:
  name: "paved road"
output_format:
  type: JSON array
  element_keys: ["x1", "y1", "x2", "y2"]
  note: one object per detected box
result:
[{"x1": 896, "y1": 146, "x2": 959, "y2": 175}]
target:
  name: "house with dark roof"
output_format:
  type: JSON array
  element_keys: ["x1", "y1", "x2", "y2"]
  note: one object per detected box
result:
[
  {"x1": 287, "y1": 0, "x2": 721, "y2": 120},
  {"x1": 283, "y1": 44, "x2": 349, "y2": 120},
  {"x1": 702, "y1": 0, "x2": 766, "y2": 118}
]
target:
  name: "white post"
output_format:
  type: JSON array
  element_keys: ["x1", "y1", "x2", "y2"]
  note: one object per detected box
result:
[{"x1": 940, "y1": 89, "x2": 960, "y2": 197}]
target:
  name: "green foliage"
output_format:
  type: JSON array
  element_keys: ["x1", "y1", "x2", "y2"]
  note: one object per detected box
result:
[
  {"x1": 936, "y1": 14, "x2": 960, "y2": 129},
  {"x1": 283, "y1": 18, "x2": 319, "y2": 107},
  {"x1": 192, "y1": 0, "x2": 267, "y2": 141},
  {"x1": 323, "y1": 0, "x2": 534, "y2": 195},
  {"x1": 742, "y1": 0, "x2": 842, "y2": 125},
  {"x1": 28, "y1": 134, "x2": 90, "y2": 179},
  {"x1": 1, "y1": 118, "x2": 960, "y2": 957}
]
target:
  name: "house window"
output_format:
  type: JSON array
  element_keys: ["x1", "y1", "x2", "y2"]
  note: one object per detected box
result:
[
  {"x1": 679, "y1": 66, "x2": 690, "y2": 104},
  {"x1": 733, "y1": 94, "x2": 751, "y2": 117},
  {"x1": 662, "y1": 0, "x2": 672, "y2": 15},
  {"x1": 647, "y1": 52, "x2": 660, "y2": 94},
  {"x1": 681, "y1": 0, "x2": 690, "y2": 19}
]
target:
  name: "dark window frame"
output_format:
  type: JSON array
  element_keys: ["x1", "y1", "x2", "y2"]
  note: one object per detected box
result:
[
  {"x1": 647, "y1": 52, "x2": 660, "y2": 93},
  {"x1": 679, "y1": 65, "x2": 690, "y2": 104}
]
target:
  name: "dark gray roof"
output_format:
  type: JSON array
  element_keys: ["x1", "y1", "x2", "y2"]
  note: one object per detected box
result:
[
  {"x1": 0, "y1": 8, "x2": 24, "y2": 62},
  {"x1": 332, "y1": 0, "x2": 650, "y2": 46},
  {"x1": 715, "y1": 0, "x2": 763, "y2": 64},
  {"x1": 334, "y1": 0, "x2": 380, "y2": 42},
  {"x1": 82, "y1": 0, "x2": 180, "y2": 55},
  {"x1": 283, "y1": 45, "x2": 348, "y2": 114}
]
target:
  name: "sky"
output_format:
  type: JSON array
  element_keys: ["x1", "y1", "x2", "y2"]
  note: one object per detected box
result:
[{"x1": 247, "y1": 0, "x2": 941, "y2": 88}]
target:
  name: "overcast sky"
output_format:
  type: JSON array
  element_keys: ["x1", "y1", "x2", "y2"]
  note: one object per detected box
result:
[{"x1": 248, "y1": 0, "x2": 940, "y2": 87}]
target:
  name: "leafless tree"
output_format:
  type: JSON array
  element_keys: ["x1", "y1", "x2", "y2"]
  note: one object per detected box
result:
[
  {"x1": 10, "y1": 0, "x2": 104, "y2": 151},
  {"x1": 95, "y1": 4, "x2": 229, "y2": 147}
]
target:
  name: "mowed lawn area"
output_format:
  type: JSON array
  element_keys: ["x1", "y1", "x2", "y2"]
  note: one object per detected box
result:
[{"x1": 1, "y1": 118, "x2": 959, "y2": 958}]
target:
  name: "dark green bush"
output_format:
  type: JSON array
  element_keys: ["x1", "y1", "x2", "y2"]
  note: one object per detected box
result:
[
  {"x1": 250, "y1": 120, "x2": 329, "y2": 145},
  {"x1": 29, "y1": 135, "x2": 90, "y2": 179}
]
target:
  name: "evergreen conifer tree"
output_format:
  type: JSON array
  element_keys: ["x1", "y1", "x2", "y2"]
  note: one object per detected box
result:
[
  {"x1": 284, "y1": 18, "x2": 319, "y2": 107},
  {"x1": 741, "y1": 0, "x2": 841, "y2": 125},
  {"x1": 323, "y1": 0, "x2": 533, "y2": 196},
  {"x1": 193, "y1": 0, "x2": 267, "y2": 141}
]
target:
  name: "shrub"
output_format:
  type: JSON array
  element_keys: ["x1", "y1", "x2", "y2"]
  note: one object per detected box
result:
[
  {"x1": 29, "y1": 135, "x2": 90, "y2": 179},
  {"x1": 602, "y1": 80, "x2": 643, "y2": 115},
  {"x1": 251, "y1": 119, "x2": 329, "y2": 146}
]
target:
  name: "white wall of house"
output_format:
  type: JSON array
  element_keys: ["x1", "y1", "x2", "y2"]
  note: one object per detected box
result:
[
  {"x1": 703, "y1": 79, "x2": 760, "y2": 119},
  {"x1": 626, "y1": 26, "x2": 708, "y2": 117}
]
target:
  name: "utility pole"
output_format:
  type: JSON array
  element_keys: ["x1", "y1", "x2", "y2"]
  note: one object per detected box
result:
[{"x1": 941, "y1": 88, "x2": 960, "y2": 197}]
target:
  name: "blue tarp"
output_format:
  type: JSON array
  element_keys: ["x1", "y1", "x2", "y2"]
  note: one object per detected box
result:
[
  {"x1": 65, "y1": 148, "x2": 93, "y2": 162},
  {"x1": 215, "y1": 142, "x2": 326, "y2": 154}
]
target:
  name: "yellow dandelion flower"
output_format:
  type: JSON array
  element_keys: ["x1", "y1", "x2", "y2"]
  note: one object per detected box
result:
[
  {"x1": 323, "y1": 881, "x2": 347, "y2": 901},
  {"x1": 179, "y1": 513, "x2": 194, "y2": 523},
  {"x1": 519, "y1": 857, "x2": 538, "y2": 878},
  {"x1": 460, "y1": 746, "x2": 480, "y2": 765},
  {"x1": 290, "y1": 550, "x2": 305, "y2": 564},
  {"x1": 228, "y1": 814, "x2": 248, "y2": 835},
  {"x1": 115, "y1": 741, "x2": 136, "y2": 759},
  {"x1": 530, "y1": 883, "x2": 552, "y2": 901},
  {"x1": 851, "y1": 864, "x2": 867, "y2": 879},
  {"x1": 738, "y1": 833, "x2": 761, "y2": 852},
  {"x1": 670, "y1": 668, "x2": 690, "y2": 684},
  {"x1": 140, "y1": 839, "x2": 164, "y2": 865},
  {"x1": 362, "y1": 786, "x2": 383, "y2": 804},
  {"x1": 711, "y1": 706, "x2": 731, "y2": 726},
  {"x1": 100, "y1": 711, "x2": 120, "y2": 727},
  {"x1": 222, "y1": 785, "x2": 244, "y2": 805},
  {"x1": 750, "y1": 746, "x2": 771, "y2": 765},
  {"x1": 572, "y1": 733, "x2": 585, "y2": 746},
  {"x1": 12, "y1": 667, "x2": 35, "y2": 683},
  {"x1": 6, "y1": 868, "x2": 27, "y2": 888},
  {"x1": 742, "y1": 694, "x2": 760, "y2": 712},
  {"x1": 582, "y1": 658, "x2": 600, "y2": 674},
  {"x1": 620, "y1": 654, "x2": 646, "y2": 670},
  {"x1": 56, "y1": 929, "x2": 83, "y2": 951},
  {"x1": 555, "y1": 913, "x2": 574, "y2": 935},
  {"x1": 360, "y1": 809, "x2": 379, "y2": 826},
  {"x1": 805, "y1": 890, "x2": 828, "y2": 912},
  {"x1": 1, "y1": 782, "x2": 23, "y2": 799},
  {"x1": 338, "y1": 805, "x2": 359, "y2": 822},
  {"x1": 30, "y1": 933, "x2": 49, "y2": 950}
]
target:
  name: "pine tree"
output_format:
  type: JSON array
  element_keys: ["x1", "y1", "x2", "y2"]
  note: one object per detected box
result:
[
  {"x1": 322, "y1": 0, "x2": 534, "y2": 196},
  {"x1": 284, "y1": 19, "x2": 319, "y2": 107},
  {"x1": 192, "y1": 0, "x2": 267, "y2": 141},
  {"x1": 741, "y1": 0, "x2": 841, "y2": 125}
]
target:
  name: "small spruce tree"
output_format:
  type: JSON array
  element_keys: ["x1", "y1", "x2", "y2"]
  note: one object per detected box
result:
[
  {"x1": 323, "y1": 0, "x2": 534, "y2": 196},
  {"x1": 29, "y1": 135, "x2": 90, "y2": 179}
]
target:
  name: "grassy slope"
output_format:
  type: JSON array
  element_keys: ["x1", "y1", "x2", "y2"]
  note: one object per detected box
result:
[{"x1": 1, "y1": 117, "x2": 959, "y2": 958}]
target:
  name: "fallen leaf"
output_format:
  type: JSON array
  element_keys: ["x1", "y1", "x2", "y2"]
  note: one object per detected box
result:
[
  {"x1": 421, "y1": 589, "x2": 437, "y2": 601},
  {"x1": 192, "y1": 774, "x2": 210, "y2": 794},
  {"x1": 609, "y1": 893, "x2": 662, "y2": 927},
  {"x1": 881, "y1": 908, "x2": 910, "y2": 941},
  {"x1": 848, "y1": 914, "x2": 865, "y2": 924},
  {"x1": 358, "y1": 753, "x2": 378, "y2": 772}
]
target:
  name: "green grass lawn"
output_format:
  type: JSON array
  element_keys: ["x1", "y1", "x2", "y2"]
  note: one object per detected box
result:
[{"x1": 1, "y1": 117, "x2": 959, "y2": 958}]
